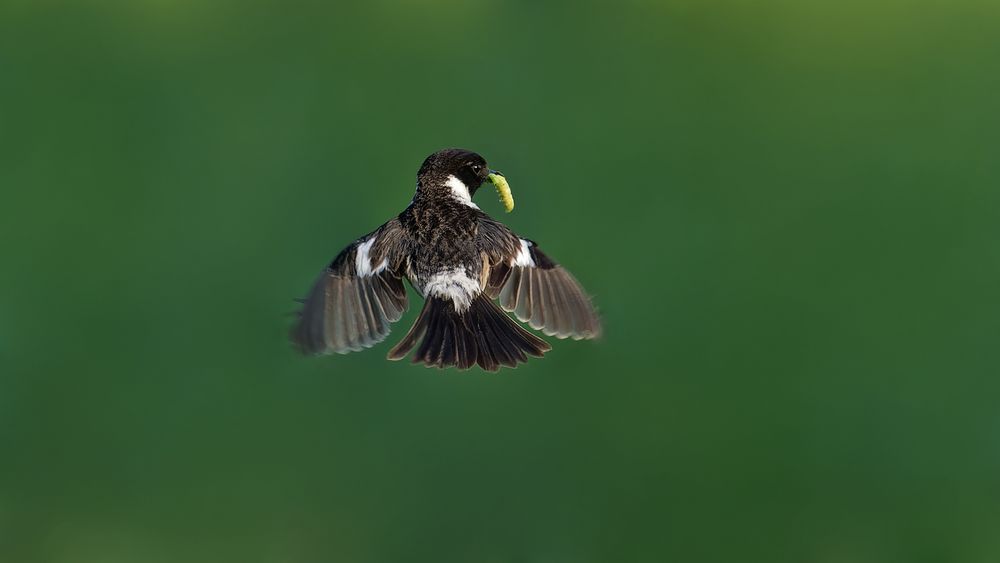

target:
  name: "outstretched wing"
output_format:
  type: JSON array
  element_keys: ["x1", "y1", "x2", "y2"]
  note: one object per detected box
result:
[
  {"x1": 292, "y1": 219, "x2": 410, "y2": 355},
  {"x1": 478, "y1": 218, "x2": 601, "y2": 340}
]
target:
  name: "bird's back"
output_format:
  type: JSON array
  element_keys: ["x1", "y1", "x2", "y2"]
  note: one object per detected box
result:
[{"x1": 399, "y1": 196, "x2": 482, "y2": 289}]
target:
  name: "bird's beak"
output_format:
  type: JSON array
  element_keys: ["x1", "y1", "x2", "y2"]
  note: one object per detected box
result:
[{"x1": 487, "y1": 170, "x2": 514, "y2": 213}]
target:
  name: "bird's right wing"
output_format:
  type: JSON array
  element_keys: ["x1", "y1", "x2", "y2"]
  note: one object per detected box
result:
[
  {"x1": 478, "y1": 217, "x2": 601, "y2": 340},
  {"x1": 291, "y1": 219, "x2": 410, "y2": 355}
]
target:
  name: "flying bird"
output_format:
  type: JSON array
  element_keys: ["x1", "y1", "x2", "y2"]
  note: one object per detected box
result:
[{"x1": 291, "y1": 148, "x2": 600, "y2": 371}]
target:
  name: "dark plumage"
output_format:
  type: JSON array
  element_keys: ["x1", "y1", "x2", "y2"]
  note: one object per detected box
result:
[{"x1": 291, "y1": 148, "x2": 600, "y2": 371}]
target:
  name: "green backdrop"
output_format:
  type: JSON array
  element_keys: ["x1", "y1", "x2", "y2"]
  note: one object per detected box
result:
[{"x1": 2, "y1": 1, "x2": 999, "y2": 561}]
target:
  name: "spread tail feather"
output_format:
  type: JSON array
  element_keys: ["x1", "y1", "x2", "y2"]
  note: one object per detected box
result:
[{"x1": 387, "y1": 295, "x2": 551, "y2": 371}]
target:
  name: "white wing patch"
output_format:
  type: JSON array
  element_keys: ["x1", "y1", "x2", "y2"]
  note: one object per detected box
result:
[
  {"x1": 423, "y1": 267, "x2": 481, "y2": 312},
  {"x1": 355, "y1": 237, "x2": 388, "y2": 277},
  {"x1": 445, "y1": 175, "x2": 480, "y2": 209},
  {"x1": 511, "y1": 238, "x2": 535, "y2": 267}
]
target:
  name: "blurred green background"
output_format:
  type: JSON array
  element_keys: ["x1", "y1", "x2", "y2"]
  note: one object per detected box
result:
[{"x1": 2, "y1": 0, "x2": 999, "y2": 561}]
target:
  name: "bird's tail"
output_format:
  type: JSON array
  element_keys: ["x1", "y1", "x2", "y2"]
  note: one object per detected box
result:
[{"x1": 387, "y1": 294, "x2": 551, "y2": 371}]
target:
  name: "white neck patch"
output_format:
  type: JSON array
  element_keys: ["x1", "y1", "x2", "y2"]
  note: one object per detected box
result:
[{"x1": 445, "y1": 175, "x2": 480, "y2": 209}]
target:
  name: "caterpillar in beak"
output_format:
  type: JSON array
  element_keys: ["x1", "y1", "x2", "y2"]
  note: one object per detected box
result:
[{"x1": 487, "y1": 172, "x2": 514, "y2": 213}]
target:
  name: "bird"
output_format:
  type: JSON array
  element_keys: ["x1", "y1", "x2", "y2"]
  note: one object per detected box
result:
[{"x1": 291, "y1": 148, "x2": 601, "y2": 371}]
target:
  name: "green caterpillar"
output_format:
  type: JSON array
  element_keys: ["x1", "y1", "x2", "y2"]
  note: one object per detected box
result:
[{"x1": 487, "y1": 172, "x2": 515, "y2": 213}]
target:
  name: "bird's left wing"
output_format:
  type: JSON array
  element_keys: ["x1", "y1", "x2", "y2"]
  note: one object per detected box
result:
[
  {"x1": 292, "y1": 219, "x2": 410, "y2": 354},
  {"x1": 478, "y1": 217, "x2": 601, "y2": 340}
]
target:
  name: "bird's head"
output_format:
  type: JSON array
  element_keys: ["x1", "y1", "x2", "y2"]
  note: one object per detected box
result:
[{"x1": 416, "y1": 148, "x2": 514, "y2": 212}]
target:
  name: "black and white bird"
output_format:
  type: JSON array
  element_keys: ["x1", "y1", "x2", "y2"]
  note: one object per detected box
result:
[{"x1": 291, "y1": 148, "x2": 600, "y2": 371}]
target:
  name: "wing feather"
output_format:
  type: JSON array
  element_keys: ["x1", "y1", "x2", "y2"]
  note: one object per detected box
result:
[
  {"x1": 476, "y1": 215, "x2": 601, "y2": 340},
  {"x1": 292, "y1": 219, "x2": 410, "y2": 355}
]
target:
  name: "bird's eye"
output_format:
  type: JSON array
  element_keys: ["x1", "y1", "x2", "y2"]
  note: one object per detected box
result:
[{"x1": 470, "y1": 163, "x2": 481, "y2": 172}]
